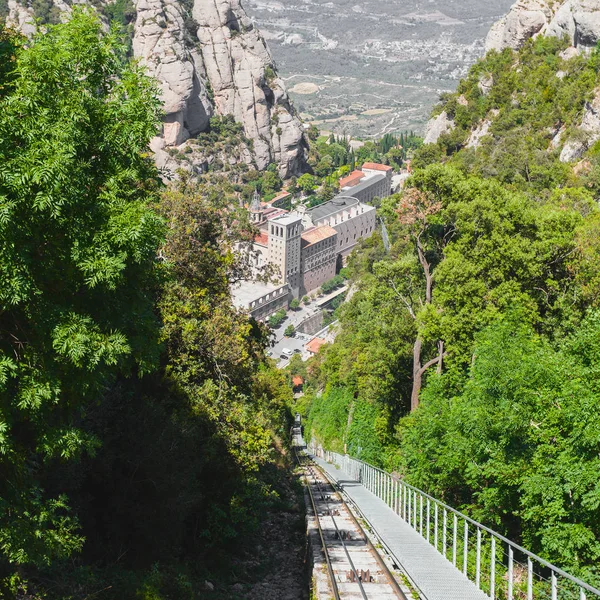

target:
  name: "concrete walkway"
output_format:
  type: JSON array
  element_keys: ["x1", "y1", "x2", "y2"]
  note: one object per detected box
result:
[{"x1": 312, "y1": 455, "x2": 490, "y2": 600}]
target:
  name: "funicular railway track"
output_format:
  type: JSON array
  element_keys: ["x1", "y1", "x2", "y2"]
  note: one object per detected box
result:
[{"x1": 293, "y1": 427, "x2": 407, "y2": 600}]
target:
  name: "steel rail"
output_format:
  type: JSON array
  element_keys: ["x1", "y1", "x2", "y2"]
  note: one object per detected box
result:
[
  {"x1": 305, "y1": 461, "x2": 369, "y2": 600},
  {"x1": 295, "y1": 448, "x2": 342, "y2": 600},
  {"x1": 308, "y1": 458, "x2": 408, "y2": 600}
]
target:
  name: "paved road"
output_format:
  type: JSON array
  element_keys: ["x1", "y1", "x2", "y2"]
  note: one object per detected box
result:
[
  {"x1": 269, "y1": 288, "x2": 347, "y2": 367},
  {"x1": 312, "y1": 455, "x2": 490, "y2": 600}
]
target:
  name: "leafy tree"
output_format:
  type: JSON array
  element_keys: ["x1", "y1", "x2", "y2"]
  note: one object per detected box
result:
[
  {"x1": 377, "y1": 185, "x2": 447, "y2": 410},
  {"x1": 297, "y1": 173, "x2": 317, "y2": 195},
  {"x1": 0, "y1": 10, "x2": 164, "y2": 570},
  {"x1": 284, "y1": 324, "x2": 295, "y2": 338},
  {"x1": 398, "y1": 313, "x2": 600, "y2": 571},
  {"x1": 290, "y1": 298, "x2": 300, "y2": 310},
  {"x1": 268, "y1": 308, "x2": 287, "y2": 329},
  {"x1": 307, "y1": 124, "x2": 319, "y2": 141}
]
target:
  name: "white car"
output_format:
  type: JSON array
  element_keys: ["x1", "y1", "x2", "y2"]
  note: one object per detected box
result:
[{"x1": 281, "y1": 348, "x2": 293, "y2": 359}]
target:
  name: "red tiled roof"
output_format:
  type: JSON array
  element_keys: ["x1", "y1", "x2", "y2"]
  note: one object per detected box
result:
[
  {"x1": 362, "y1": 162, "x2": 393, "y2": 172},
  {"x1": 339, "y1": 170, "x2": 365, "y2": 188},
  {"x1": 301, "y1": 225, "x2": 337, "y2": 246},
  {"x1": 306, "y1": 337, "x2": 327, "y2": 354},
  {"x1": 254, "y1": 232, "x2": 268, "y2": 246},
  {"x1": 292, "y1": 376, "x2": 304, "y2": 387}
]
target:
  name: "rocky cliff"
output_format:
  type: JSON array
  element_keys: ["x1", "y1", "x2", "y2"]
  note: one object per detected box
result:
[
  {"x1": 5, "y1": 0, "x2": 307, "y2": 178},
  {"x1": 485, "y1": 0, "x2": 600, "y2": 53}
]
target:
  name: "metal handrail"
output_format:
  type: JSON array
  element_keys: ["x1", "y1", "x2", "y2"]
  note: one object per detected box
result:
[{"x1": 311, "y1": 444, "x2": 600, "y2": 600}]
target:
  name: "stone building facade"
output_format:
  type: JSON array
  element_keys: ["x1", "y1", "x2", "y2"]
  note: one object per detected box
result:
[
  {"x1": 300, "y1": 225, "x2": 338, "y2": 296},
  {"x1": 235, "y1": 163, "x2": 389, "y2": 317},
  {"x1": 307, "y1": 197, "x2": 377, "y2": 259}
]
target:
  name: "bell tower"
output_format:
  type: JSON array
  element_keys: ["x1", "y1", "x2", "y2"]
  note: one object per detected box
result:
[{"x1": 250, "y1": 189, "x2": 264, "y2": 225}]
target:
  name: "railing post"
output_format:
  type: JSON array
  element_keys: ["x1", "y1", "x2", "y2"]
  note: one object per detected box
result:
[
  {"x1": 434, "y1": 503, "x2": 439, "y2": 550},
  {"x1": 490, "y1": 536, "x2": 495, "y2": 599},
  {"x1": 403, "y1": 484, "x2": 407, "y2": 520},
  {"x1": 408, "y1": 487, "x2": 412, "y2": 527},
  {"x1": 443, "y1": 509, "x2": 447, "y2": 559},
  {"x1": 508, "y1": 545, "x2": 513, "y2": 600},
  {"x1": 426, "y1": 499, "x2": 430, "y2": 543},
  {"x1": 395, "y1": 481, "x2": 399, "y2": 514},
  {"x1": 476, "y1": 528, "x2": 481, "y2": 587},
  {"x1": 463, "y1": 520, "x2": 468, "y2": 575},
  {"x1": 551, "y1": 571, "x2": 557, "y2": 600},
  {"x1": 419, "y1": 494, "x2": 424, "y2": 536},
  {"x1": 453, "y1": 513, "x2": 458, "y2": 566},
  {"x1": 413, "y1": 490, "x2": 417, "y2": 529},
  {"x1": 527, "y1": 556, "x2": 533, "y2": 600}
]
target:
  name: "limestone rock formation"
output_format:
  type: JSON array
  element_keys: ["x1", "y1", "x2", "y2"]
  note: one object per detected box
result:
[
  {"x1": 134, "y1": 0, "x2": 212, "y2": 147},
  {"x1": 5, "y1": 0, "x2": 307, "y2": 178},
  {"x1": 560, "y1": 88, "x2": 600, "y2": 161},
  {"x1": 486, "y1": 0, "x2": 600, "y2": 53},
  {"x1": 423, "y1": 111, "x2": 455, "y2": 145},
  {"x1": 194, "y1": 0, "x2": 306, "y2": 176},
  {"x1": 466, "y1": 117, "x2": 494, "y2": 149},
  {"x1": 478, "y1": 74, "x2": 494, "y2": 95},
  {"x1": 5, "y1": 0, "x2": 36, "y2": 36}
]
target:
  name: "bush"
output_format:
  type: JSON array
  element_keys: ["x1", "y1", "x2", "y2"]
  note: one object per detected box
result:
[
  {"x1": 268, "y1": 308, "x2": 287, "y2": 329},
  {"x1": 290, "y1": 299, "x2": 300, "y2": 310},
  {"x1": 302, "y1": 296, "x2": 310, "y2": 304},
  {"x1": 320, "y1": 275, "x2": 345, "y2": 295},
  {"x1": 284, "y1": 324, "x2": 295, "y2": 338}
]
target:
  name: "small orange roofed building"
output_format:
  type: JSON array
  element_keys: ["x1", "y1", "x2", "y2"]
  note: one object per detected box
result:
[{"x1": 306, "y1": 337, "x2": 327, "y2": 355}]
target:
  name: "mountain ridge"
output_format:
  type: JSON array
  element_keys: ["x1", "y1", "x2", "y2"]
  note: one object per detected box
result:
[{"x1": 4, "y1": 0, "x2": 308, "y2": 178}]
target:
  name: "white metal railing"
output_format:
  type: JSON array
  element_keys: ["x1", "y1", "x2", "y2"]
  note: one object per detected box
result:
[{"x1": 310, "y1": 445, "x2": 600, "y2": 600}]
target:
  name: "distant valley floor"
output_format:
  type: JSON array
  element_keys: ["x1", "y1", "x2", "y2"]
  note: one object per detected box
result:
[{"x1": 245, "y1": 0, "x2": 514, "y2": 137}]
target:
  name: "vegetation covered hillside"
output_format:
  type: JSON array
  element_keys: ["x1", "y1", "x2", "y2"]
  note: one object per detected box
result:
[
  {"x1": 415, "y1": 36, "x2": 600, "y2": 194},
  {"x1": 301, "y1": 36, "x2": 600, "y2": 580},
  {"x1": 0, "y1": 13, "x2": 297, "y2": 599}
]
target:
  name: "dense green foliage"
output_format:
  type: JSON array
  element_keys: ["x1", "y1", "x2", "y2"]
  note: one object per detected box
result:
[
  {"x1": 0, "y1": 12, "x2": 164, "y2": 570},
  {"x1": 320, "y1": 274, "x2": 345, "y2": 295},
  {"x1": 0, "y1": 14, "x2": 294, "y2": 598},
  {"x1": 400, "y1": 314, "x2": 600, "y2": 571},
  {"x1": 308, "y1": 132, "x2": 421, "y2": 179},
  {"x1": 302, "y1": 159, "x2": 600, "y2": 577}
]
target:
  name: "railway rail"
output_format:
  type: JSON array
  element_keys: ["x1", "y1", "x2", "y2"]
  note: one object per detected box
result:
[{"x1": 293, "y1": 426, "x2": 408, "y2": 600}]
